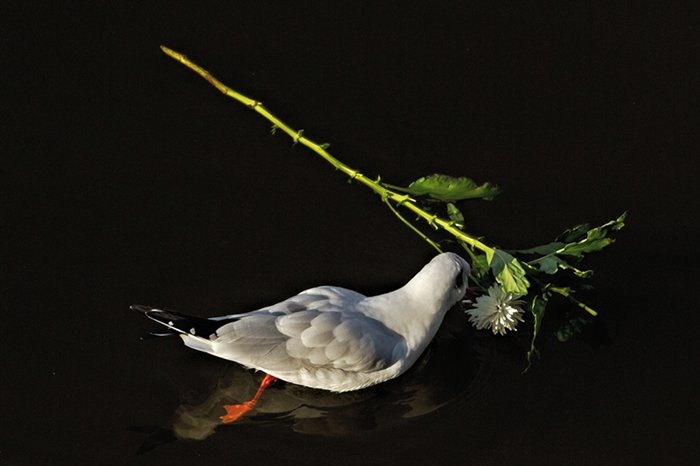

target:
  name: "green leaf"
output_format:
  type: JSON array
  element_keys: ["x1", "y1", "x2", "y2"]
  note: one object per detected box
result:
[
  {"x1": 559, "y1": 237, "x2": 614, "y2": 257},
  {"x1": 523, "y1": 213, "x2": 626, "y2": 276},
  {"x1": 446, "y1": 202, "x2": 465, "y2": 227},
  {"x1": 525, "y1": 292, "x2": 549, "y2": 371},
  {"x1": 514, "y1": 242, "x2": 566, "y2": 255},
  {"x1": 400, "y1": 174, "x2": 501, "y2": 202},
  {"x1": 486, "y1": 249, "x2": 530, "y2": 295},
  {"x1": 519, "y1": 213, "x2": 626, "y2": 258},
  {"x1": 558, "y1": 212, "x2": 627, "y2": 257},
  {"x1": 556, "y1": 223, "x2": 591, "y2": 243},
  {"x1": 535, "y1": 255, "x2": 564, "y2": 274}
]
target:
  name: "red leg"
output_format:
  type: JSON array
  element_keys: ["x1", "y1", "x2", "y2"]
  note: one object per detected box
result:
[{"x1": 220, "y1": 374, "x2": 277, "y2": 424}]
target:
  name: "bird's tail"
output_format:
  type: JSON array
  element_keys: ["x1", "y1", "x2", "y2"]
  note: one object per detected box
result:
[{"x1": 130, "y1": 304, "x2": 223, "y2": 339}]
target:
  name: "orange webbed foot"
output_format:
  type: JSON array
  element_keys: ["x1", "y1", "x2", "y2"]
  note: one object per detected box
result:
[
  {"x1": 220, "y1": 401, "x2": 255, "y2": 424},
  {"x1": 219, "y1": 374, "x2": 277, "y2": 424}
]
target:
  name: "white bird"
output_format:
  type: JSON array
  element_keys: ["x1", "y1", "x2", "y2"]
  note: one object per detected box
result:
[{"x1": 133, "y1": 252, "x2": 469, "y2": 421}]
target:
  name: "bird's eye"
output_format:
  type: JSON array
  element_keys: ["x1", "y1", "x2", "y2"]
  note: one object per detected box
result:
[{"x1": 455, "y1": 270, "x2": 465, "y2": 289}]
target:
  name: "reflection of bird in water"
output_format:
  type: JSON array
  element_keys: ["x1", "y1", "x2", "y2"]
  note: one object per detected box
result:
[
  {"x1": 133, "y1": 253, "x2": 471, "y2": 424},
  {"x1": 131, "y1": 308, "x2": 482, "y2": 453}
]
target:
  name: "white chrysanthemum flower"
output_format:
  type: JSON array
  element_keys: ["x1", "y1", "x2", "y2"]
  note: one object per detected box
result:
[{"x1": 465, "y1": 284, "x2": 525, "y2": 335}]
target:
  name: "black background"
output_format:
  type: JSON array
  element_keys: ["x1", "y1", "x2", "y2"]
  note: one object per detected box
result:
[{"x1": 2, "y1": 2, "x2": 699, "y2": 465}]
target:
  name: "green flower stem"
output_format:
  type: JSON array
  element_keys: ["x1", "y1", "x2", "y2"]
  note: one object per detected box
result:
[
  {"x1": 383, "y1": 199, "x2": 443, "y2": 253},
  {"x1": 549, "y1": 286, "x2": 598, "y2": 316},
  {"x1": 161, "y1": 46, "x2": 493, "y2": 255}
]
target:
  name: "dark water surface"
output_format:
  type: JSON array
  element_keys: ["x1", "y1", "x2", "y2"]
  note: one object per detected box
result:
[{"x1": 3, "y1": 2, "x2": 698, "y2": 465}]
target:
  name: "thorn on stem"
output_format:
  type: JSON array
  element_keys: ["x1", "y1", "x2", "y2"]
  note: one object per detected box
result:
[
  {"x1": 346, "y1": 171, "x2": 361, "y2": 184},
  {"x1": 293, "y1": 129, "x2": 304, "y2": 145},
  {"x1": 428, "y1": 214, "x2": 439, "y2": 229},
  {"x1": 393, "y1": 194, "x2": 412, "y2": 206}
]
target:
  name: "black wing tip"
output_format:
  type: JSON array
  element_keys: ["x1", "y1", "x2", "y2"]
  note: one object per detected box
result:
[
  {"x1": 131, "y1": 304, "x2": 222, "y2": 338},
  {"x1": 131, "y1": 304, "x2": 154, "y2": 313}
]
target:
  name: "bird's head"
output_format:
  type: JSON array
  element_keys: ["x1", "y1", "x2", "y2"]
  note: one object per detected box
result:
[{"x1": 405, "y1": 252, "x2": 471, "y2": 312}]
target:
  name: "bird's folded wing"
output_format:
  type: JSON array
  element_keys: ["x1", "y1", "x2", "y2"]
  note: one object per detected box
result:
[{"x1": 211, "y1": 306, "x2": 404, "y2": 374}]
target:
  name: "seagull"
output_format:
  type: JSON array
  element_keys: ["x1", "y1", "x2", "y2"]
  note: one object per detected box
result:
[{"x1": 133, "y1": 252, "x2": 470, "y2": 423}]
